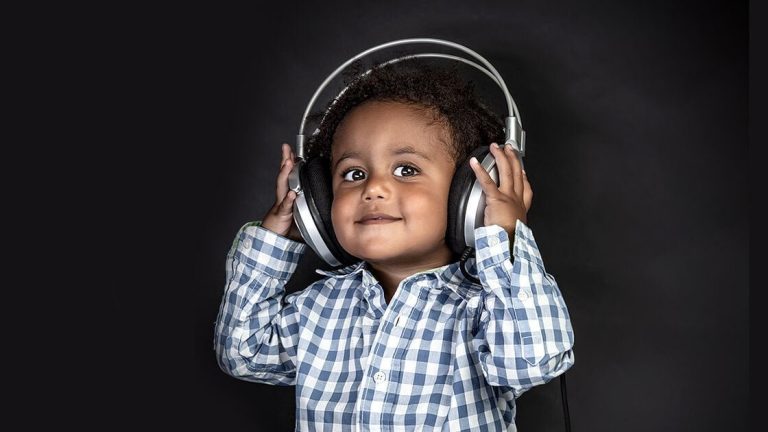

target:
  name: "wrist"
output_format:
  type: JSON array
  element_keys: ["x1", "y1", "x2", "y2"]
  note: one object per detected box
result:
[{"x1": 260, "y1": 215, "x2": 304, "y2": 243}]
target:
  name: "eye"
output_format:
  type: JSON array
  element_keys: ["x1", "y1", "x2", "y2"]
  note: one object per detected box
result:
[
  {"x1": 393, "y1": 164, "x2": 419, "y2": 177},
  {"x1": 342, "y1": 168, "x2": 366, "y2": 182}
]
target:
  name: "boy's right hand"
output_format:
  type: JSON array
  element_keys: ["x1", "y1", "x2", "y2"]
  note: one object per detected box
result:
[{"x1": 260, "y1": 143, "x2": 303, "y2": 242}]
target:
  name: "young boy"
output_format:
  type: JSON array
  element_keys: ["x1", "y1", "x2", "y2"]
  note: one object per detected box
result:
[{"x1": 214, "y1": 59, "x2": 574, "y2": 431}]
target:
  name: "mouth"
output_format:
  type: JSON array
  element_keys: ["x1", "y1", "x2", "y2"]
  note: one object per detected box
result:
[{"x1": 356, "y1": 214, "x2": 403, "y2": 225}]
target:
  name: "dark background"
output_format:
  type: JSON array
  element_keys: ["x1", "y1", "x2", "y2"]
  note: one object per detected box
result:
[{"x1": 95, "y1": 0, "x2": 753, "y2": 430}]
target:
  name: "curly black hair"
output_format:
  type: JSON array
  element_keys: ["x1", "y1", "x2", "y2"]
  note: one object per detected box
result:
[{"x1": 304, "y1": 57, "x2": 506, "y2": 167}]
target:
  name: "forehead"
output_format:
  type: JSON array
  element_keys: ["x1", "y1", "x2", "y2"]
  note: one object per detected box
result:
[{"x1": 330, "y1": 101, "x2": 453, "y2": 162}]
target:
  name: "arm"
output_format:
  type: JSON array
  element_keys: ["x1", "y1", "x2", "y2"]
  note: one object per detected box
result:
[
  {"x1": 466, "y1": 142, "x2": 574, "y2": 395},
  {"x1": 471, "y1": 220, "x2": 575, "y2": 396},
  {"x1": 213, "y1": 221, "x2": 307, "y2": 385},
  {"x1": 215, "y1": 143, "x2": 307, "y2": 384}
]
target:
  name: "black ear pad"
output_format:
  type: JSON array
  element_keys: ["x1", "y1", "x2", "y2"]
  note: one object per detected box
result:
[
  {"x1": 447, "y1": 146, "x2": 492, "y2": 255},
  {"x1": 301, "y1": 157, "x2": 359, "y2": 267}
]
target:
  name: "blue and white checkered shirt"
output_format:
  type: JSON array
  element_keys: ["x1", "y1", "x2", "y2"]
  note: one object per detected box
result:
[{"x1": 214, "y1": 220, "x2": 574, "y2": 431}]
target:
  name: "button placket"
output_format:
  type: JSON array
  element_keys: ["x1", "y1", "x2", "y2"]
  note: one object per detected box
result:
[
  {"x1": 373, "y1": 370, "x2": 386, "y2": 384},
  {"x1": 394, "y1": 314, "x2": 406, "y2": 328},
  {"x1": 517, "y1": 290, "x2": 530, "y2": 301}
]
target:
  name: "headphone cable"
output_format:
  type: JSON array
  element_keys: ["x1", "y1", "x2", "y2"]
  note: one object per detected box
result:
[
  {"x1": 459, "y1": 247, "x2": 481, "y2": 284},
  {"x1": 560, "y1": 374, "x2": 571, "y2": 432}
]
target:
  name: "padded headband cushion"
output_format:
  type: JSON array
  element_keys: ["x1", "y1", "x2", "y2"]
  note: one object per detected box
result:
[
  {"x1": 301, "y1": 156, "x2": 359, "y2": 267},
  {"x1": 447, "y1": 145, "x2": 491, "y2": 255}
]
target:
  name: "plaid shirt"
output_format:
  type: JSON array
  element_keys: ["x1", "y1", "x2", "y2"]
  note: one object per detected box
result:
[{"x1": 214, "y1": 220, "x2": 574, "y2": 431}]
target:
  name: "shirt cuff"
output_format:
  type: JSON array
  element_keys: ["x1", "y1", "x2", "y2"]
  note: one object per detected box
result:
[
  {"x1": 233, "y1": 221, "x2": 307, "y2": 281},
  {"x1": 473, "y1": 220, "x2": 545, "y2": 271}
]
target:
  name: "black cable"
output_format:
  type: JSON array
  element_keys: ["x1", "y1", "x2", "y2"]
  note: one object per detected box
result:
[
  {"x1": 560, "y1": 374, "x2": 571, "y2": 432},
  {"x1": 459, "y1": 247, "x2": 480, "y2": 284}
]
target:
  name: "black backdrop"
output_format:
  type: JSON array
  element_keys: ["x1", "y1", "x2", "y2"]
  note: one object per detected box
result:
[{"x1": 103, "y1": 1, "x2": 753, "y2": 430}]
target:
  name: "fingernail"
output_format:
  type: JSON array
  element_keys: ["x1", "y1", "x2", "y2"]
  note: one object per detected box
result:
[
  {"x1": 505, "y1": 144, "x2": 513, "y2": 151},
  {"x1": 522, "y1": 169, "x2": 527, "y2": 175},
  {"x1": 491, "y1": 142, "x2": 499, "y2": 149},
  {"x1": 470, "y1": 156, "x2": 478, "y2": 165}
]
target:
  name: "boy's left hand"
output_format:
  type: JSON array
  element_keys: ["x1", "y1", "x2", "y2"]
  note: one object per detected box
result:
[{"x1": 469, "y1": 142, "x2": 533, "y2": 240}]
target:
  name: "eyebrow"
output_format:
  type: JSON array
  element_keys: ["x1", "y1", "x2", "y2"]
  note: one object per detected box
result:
[
  {"x1": 392, "y1": 145, "x2": 432, "y2": 160},
  {"x1": 333, "y1": 145, "x2": 432, "y2": 171}
]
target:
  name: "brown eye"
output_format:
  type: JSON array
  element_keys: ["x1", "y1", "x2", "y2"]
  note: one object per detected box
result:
[
  {"x1": 393, "y1": 165, "x2": 419, "y2": 177},
  {"x1": 342, "y1": 169, "x2": 365, "y2": 182}
]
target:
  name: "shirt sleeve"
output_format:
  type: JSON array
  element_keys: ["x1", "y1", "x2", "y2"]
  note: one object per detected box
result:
[
  {"x1": 213, "y1": 221, "x2": 307, "y2": 386},
  {"x1": 470, "y1": 220, "x2": 575, "y2": 397}
]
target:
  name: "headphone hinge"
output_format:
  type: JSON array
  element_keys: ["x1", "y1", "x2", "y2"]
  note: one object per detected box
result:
[{"x1": 504, "y1": 116, "x2": 526, "y2": 156}]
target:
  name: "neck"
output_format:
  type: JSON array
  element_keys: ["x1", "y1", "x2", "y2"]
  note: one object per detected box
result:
[{"x1": 366, "y1": 247, "x2": 454, "y2": 304}]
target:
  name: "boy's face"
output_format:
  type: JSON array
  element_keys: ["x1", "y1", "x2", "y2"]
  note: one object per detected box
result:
[{"x1": 330, "y1": 100, "x2": 456, "y2": 268}]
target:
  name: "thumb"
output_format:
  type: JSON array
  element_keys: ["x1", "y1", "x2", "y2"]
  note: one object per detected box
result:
[
  {"x1": 522, "y1": 170, "x2": 533, "y2": 211},
  {"x1": 277, "y1": 190, "x2": 297, "y2": 215}
]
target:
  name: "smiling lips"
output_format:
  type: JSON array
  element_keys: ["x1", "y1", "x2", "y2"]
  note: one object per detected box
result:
[{"x1": 356, "y1": 213, "x2": 402, "y2": 225}]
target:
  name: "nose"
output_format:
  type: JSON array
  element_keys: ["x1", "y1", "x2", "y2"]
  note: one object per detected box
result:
[{"x1": 362, "y1": 171, "x2": 390, "y2": 201}]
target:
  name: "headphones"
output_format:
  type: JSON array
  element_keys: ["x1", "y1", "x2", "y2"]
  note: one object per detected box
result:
[
  {"x1": 286, "y1": 40, "x2": 572, "y2": 430},
  {"x1": 288, "y1": 38, "x2": 527, "y2": 268}
]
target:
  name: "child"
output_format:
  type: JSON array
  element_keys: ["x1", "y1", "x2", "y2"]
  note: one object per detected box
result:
[{"x1": 214, "y1": 59, "x2": 574, "y2": 431}]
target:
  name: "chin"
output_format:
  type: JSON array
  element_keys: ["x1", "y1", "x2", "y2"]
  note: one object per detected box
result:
[{"x1": 348, "y1": 248, "x2": 401, "y2": 264}]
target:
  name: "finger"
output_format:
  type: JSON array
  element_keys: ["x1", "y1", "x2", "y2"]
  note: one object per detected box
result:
[
  {"x1": 285, "y1": 142, "x2": 296, "y2": 162},
  {"x1": 276, "y1": 143, "x2": 291, "y2": 197},
  {"x1": 281, "y1": 143, "x2": 291, "y2": 165},
  {"x1": 469, "y1": 156, "x2": 500, "y2": 198},
  {"x1": 277, "y1": 190, "x2": 297, "y2": 215},
  {"x1": 275, "y1": 154, "x2": 293, "y2": 202},
  {"x1": 489, "y1": 143, "x2": 514, "y2": 197},
  {"x1": 505, "y1": 144, "x2": 524, "y2": 198},
  {"x1": 522, "y1": 170, "x2": 533, "y2": 211}
]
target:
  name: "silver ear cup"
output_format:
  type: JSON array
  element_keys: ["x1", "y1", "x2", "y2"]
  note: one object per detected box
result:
[
  {"x1": 463, "y1": 152, "x2": 499, "y2": 248},
  {"x1": 288, "y1": 161, "x2": 343, "y2": 267},
  {"x1": 462, "y1": 146, "x2": 525, "y2": 248}
]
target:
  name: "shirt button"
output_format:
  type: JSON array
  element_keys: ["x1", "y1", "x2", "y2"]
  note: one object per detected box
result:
[
  {"x1": 518, "y1": 290, "x2": 530, "y2": 301},
  {"x1": 242, "y1": 238, "x2": 252, "y2": 249},
  {"x1": 488, "y1": 235, "x2": 500, "y2": 246},
  {"x1": 373, "y1": 371, "x2": 386, "y2": 383}
]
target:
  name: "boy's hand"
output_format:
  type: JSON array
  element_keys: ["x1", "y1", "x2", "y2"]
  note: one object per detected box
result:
[
  {"x1": 260, "y1": 143, "x2": 303, "y2": 242},
  {"x1": 469, "y1": 142, "x2": 533, "y2": 240}
]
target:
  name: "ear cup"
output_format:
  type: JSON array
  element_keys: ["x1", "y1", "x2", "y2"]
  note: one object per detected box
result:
[
  {"x1": 301, "y1": 157, "x2": 359, "y2": 267},
  {"x1": 447, "y1": 146, "x2": 492, "y2": 255}
]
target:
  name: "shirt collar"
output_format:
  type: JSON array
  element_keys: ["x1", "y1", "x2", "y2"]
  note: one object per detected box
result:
[{"x1": 315, "y1": 257, "x2": 482, "y2": 296}]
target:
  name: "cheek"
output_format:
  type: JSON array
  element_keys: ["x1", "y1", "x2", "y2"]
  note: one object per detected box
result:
[
  {"x1": 330, "y1": 193, "x2": 358, "y2": 252},
  {"x1": 404, "y1": 189, "x2": 450, "y2": 226},
  {"x1": 330, "y1": 192, "x2": 353, "y2": 228}
]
